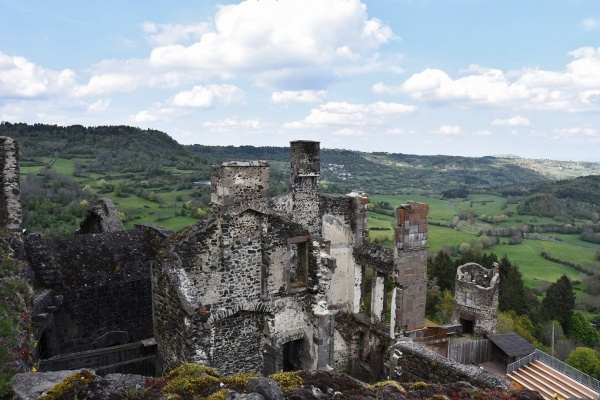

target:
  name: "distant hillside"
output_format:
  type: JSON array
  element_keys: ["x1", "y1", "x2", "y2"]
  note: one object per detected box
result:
[
  {"x1": 188, "y1": 144, "x2": 600, "y2": 195},
  {"x1": 506, "y1": 175, "x2": 600, "y2": 220},
  {"x1": 0, "y1": 122, "x2": 213, "y2": 236},
  {"x1": 1, "y1": 122, "x2": 211, "y2": 175},
  {"x1": 2, "y1": 123, "x2": 599, "y2": 236}
]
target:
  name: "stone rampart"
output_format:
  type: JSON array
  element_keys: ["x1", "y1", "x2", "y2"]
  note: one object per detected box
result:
[{"x1": 391, "y1": 339, "x2": 509, "y2": 390}]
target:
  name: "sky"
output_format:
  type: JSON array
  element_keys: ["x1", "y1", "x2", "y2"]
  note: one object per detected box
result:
[{"x1": 1, "y1": 0, "x2": 600, "y2": 161}]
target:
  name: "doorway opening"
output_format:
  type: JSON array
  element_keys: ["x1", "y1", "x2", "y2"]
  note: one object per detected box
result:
[{"x1": 282, "y1": 339, "x2": 304, "y2": 371}]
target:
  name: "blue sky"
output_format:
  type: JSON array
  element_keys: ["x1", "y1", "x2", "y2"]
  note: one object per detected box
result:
[{"x1": 1, "y1": 0, "x2": 599, "y2": 161}]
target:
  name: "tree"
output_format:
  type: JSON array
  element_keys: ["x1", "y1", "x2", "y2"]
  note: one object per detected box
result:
[
  {"x1": 434, "y1": 289, "x2": 455, "y2": 324},
  {"x1": 496, "y1": 311, "x2": 538, "y2": 345},
  {"x1": 541, "y1": 275, "x2": 576, "y2": 329},
  {"x1": 567, "y1": 312, "x2": 600, "y2": 346},
  {"x1": 566, "y1": 347, "x2": 600, "y2": 379},
  {"x1": 498, "y1": 255, "x2": 539, "y2": 319},
  {"x1": 428, "y1": 251, "x2": 455, "y2": 292}
]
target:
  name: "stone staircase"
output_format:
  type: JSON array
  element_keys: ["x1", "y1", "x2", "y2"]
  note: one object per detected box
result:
[{"x1": 508, "y1": 360, "x2": 598, "y2": 400}]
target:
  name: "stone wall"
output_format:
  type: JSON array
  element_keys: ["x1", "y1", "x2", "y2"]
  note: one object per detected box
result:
[
  {"x1": 0, "y1": 136, "x2": 21, "y2": 231},
  {"x1": 151, "y1": 250, "x2": 203, "y2": 373},
  {"x1": 212, "y1": 311, "x2": 264, "y2": 374},
  {"x1": 321, "y1": 193, "x2": 362, "y2": 312},
  {"x1": 47, "y1": 279, "x2": 152, "y2": 354},
  {"x1": 26, "y1": 228, "x2": 156, "y2": 356},
  {"x1": 391, "y1": 339, "x2": 509, "y2": 390}
]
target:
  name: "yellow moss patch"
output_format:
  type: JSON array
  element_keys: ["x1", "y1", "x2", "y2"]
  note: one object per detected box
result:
[
  {"x1": 223, "y1": 373, "x2": 261, "y2": 387},
  {"x1": 268, "y1": 371, "x2": 303, "y2": 393},
  {"x1": 41, "y1": 370, "x2": 96, "y2": 400},
  {"x1": 163, "y1": 375, "x2": 220, "y2": 396},
  {"x1": 206, "y1": 389, "x2": 228, "y2": 400},
  {"x1": 409, "y1": 381, "x2": 429, "y2": 390},
  {"x1": 369, "y1": 380, "x2": 406, "y2": 393},
  {"x1": 167, "y1": 363, "x2": 220, "y2": 380}
]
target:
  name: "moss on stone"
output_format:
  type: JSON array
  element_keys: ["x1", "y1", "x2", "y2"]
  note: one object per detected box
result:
[
  {"x1": 409, "y1": 381, "x2": 430, "y2": 390},
  {"x1": 167, "y1": 363, "x2": 220, "y2": 380},
  {"x1": 205, "y1": 388, "x2": 228, "y2": 400},
  {"x1": 268, "y1": 371, "x2": 303, "y2": 392},
  {"x1": 163, "y1": 375, "x2": 219, "y2": 397},
  {"x1": 369, "y1": 380, "x2": 406, "y2": 392},
  {"x1": 223, "y1": 372, "x2": 260, "y2": 388},
  {"x1": 41, "y1": 370, "x2": 96, "y2": 400}
]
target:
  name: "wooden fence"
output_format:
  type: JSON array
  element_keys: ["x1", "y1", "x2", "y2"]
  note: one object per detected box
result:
[
  {"x1": 38, "y1": 338, "x2": 157, "y2": 376},
  {"x1": 447, "y1": 339, "x2": 491, "y2": 365}
]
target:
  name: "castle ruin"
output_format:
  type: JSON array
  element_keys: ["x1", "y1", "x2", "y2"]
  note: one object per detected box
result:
[
  {"x1": 152, "y1": 140, "x2": 429, "y2": 378},
  {"x1": 5, "y1": 138, "x2": 434, "y2": 381}
]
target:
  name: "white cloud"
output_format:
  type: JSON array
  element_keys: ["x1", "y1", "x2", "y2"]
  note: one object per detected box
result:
[
  {"x1": 203, "y1": 117, "x2": 262, "y2": 129},
  {"x1": 87, "y1": 98, "x2": 111, "y2": 112},
  {"x1": 372, "y1": 82, "x2": 402, "y2": 95},
  {"x1": 170, "y1": 84, "x2": 244, "y2": 108},
  {"x1": 473, "y1": 130, "x2": 492, "y2": 136},
  {"x1": 581, "y1": 18, "x2": 599, "y2": 32},
  {"x1": 129, "y1": 84, "x2": 244, "y2": 123},
  {"x1": 491, "y1": 116, "x2": 531, "y2": 126},
  {"x1": 131, "y1": 110, "x2": 159, "y2": 123},
  {"x1": 73, "y1": 73, "x2": 140, "y2": 97},
  {"x1": 272, "y1": 90, "x2": 327, "y2": 104},
  {"x1": 282, "y1": 101, "x2": 416, "y2": 129},
  {"x1": 0, "y1": 52, "x2": 75, "y2": 97},
  {"x1": 141, "y1": 22, "x2": 212, "y2": 46},
  {"x1": 555, "y1": 126, "x2": 599, "y2": 139},
  {"x1": 437, "y1": 125, "x2": 461, "y2": 135},
  {"x1": 402, "y1": 67, "x2": 529, "y2": 104},
  {"x1": 201, "y1": 117, "x2": 265, "y2": 135},
  {"x1": 387, "y1": 128, "x2": 406, "y2": 135},
  {"x1": 398, "y1": 47, "x2": 600, "y2": 112},
  {"x1": 333, "y1": 128, "x2": 366, "y2": 136},
  {"x1": 149, "y1": 0, "x2": 396, "y2": 86}
]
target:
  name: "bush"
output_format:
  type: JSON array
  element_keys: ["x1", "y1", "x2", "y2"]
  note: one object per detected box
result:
[{"x1": 566, "y1": 347, "x2": 600, "y2": 379}]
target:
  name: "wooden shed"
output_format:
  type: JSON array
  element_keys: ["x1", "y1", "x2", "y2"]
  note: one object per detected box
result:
[{"x1": 487, "y1": 333, "x2": 535, "y2": 368}]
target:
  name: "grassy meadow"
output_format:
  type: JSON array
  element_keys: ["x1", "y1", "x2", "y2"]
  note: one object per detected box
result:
[{"x1": 21, "y1": 156, "x2": 203, "y2": 233}]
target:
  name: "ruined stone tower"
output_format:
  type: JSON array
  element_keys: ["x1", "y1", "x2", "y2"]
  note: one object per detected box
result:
[
  {"x1": 453, "y1": 262, "x2": 500, "y2": 336},
  {"x1": 0, "y1": 137, "x2": 22, "y2": 231},
  {"x1": 392, "y1": 202, "x2": 428, "y2": 337},
  {"x1": 289, "y1": 140, "x2": 321, "y2": 237}
]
